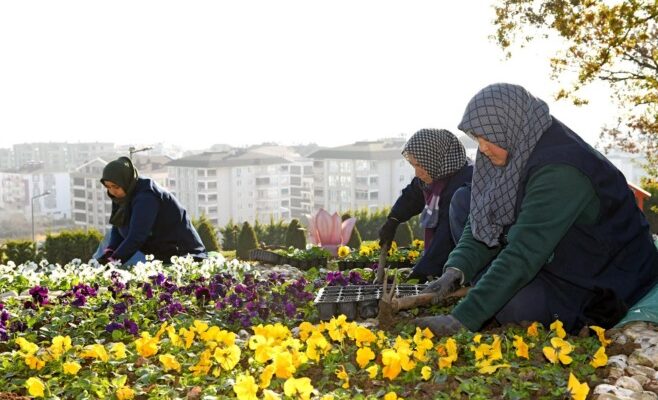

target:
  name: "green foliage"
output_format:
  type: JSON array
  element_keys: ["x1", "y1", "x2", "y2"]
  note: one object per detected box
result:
[
  {"x1": 2, "y1": 239, "x2": 36, "y2": 265},
  {"x1": 641, "y1": 178, "x2": 658, "y2": 233},
  {"x1": 492, "y1": 0, "x2": 658, "y2": 178},
  {"x1": 342, "y1": 213, "x2": 362, "y2": 249},
  {"x1": 409, "y1": 214, "x2": 422, "y2": 239},
  {"x1": 236, "y1": 221, "x2": 259, "y2": 260},
  {"x1": 193, "y1": 215, "x2": 221, "y2": 252},
  {"x1": 43, "y1": 229, "x2": 103, "y2": 265},
  {"x1": 393, "y1": 221, "x2": 414, "y2": 247},
  {"x1": 285, "y1": 219, "x2": 307, "y2": 249},
  {"x1": 350, "y1": 207, "x2": 390, "y2": 241},
  {"x1": 219, "y1": 220, "x2": 239, "y2": 251},
  {"x1": 260, "y1": 217, "x2": 289, "y2": 247}
]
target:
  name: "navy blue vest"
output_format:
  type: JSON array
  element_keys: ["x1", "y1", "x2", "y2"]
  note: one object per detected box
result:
[
  {"x1": 511, "y1": 119, "x2": 658, "y2": 310},
  {"x1": 116, "y1": 178, "x2": 206, "y2": 261}
]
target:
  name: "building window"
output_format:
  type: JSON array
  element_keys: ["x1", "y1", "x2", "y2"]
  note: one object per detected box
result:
[
  {"x1": 281, "y1": 188, "x2": 289, "y2": 195},
  {"x1": 197, "y1": 169, "x2": 205, "y2": 177},
  {"x1": 369, "y1": 191, "x2": 379, "y2": 200},
  {"x1": 208, "y1": 194, "x2": 217, "y2": 201},
  {"x1": 198, "y1": 194, "x2": 206, "y2": 201},
  {"x1": 208, "y1": 182, "x2": 217, "y2": 189},
  {"x1": 369, "y1": 176, "x2": 378, "y2": 185},
  {"x1": 207, "y1": 169, "x2": 217, "y2": 176},
  {"x1": 198, "y1": 182, "x2": 206, "y2": 190}
]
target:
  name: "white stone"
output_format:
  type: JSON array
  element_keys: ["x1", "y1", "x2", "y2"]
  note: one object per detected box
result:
[
  {"x1": 630, "y1": 392, "x2": 658, "y2": 400},
  {"x1": 626, "y1": 365, "x2": 657, "y2": 378},
  {"x1": 609, "y1": 367, "x2": 625, "y2": 380},
  {"x1": 631, "y1": 375, "x2": 650, "y2": 387},
  {"x1": 630, "y1": 351, "x2": 655, "y2": 368},
  {"x1": 0, "y1": 290, "x2": 18, "y2": 300},
  {"x1": 595, "y1": 394, "x2": 623, "y2": 400},
  {"x1": 616, "y1": 376, "x2": 644, "y2": 392},
  {"x1": 595, "y1": 384, "x2": 634, "y2": 398},
  {"x1": 610, "y1": 355, "x2": 629, "y2": 369}
]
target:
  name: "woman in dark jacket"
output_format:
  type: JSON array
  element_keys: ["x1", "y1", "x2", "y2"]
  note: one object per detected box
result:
[
  {"x1": 378, "y1": 129, "x2": 473, "y2": 280},
  {"x1": 97, "y1": 157, "x2": 206, "y2": 264},
  {"x1": 416, "y1": 83, "x2": 658, "y2": 336}
]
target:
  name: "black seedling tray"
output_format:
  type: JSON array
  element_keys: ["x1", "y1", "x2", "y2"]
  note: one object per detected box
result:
[{"x1": 314, "y1": 284, "x2": 428, "y2": 321}]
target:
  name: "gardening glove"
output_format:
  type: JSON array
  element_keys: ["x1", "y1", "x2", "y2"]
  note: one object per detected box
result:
[
  {"x1": 421, "y1": 267, "x2": 463, "y2": 299},
  {"x1": 96, "y1": 248, "x2": 114, "y2": 264},
  {"x1": 378, "y1": 217, "x2": 400, "y2": 247},
  {"x1": 413, "y1": 314, "x2": 467, "y2": 337}
]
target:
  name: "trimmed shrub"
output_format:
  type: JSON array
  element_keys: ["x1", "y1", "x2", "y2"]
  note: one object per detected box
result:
[
  {"x1": 219, "y1": 220, "x2": 239, "y2": 251},
  {"x1": 3, "y1": 240, "x2": 36, "y2": 265},
  {"x1": 393, "y1": 222, "x2": 414, "y2": 247},
  {"x1": 194, "y1": 215, "x2": 221, "y2": 252},
  {"x1": 285, "y1": 219, "x2": 307, "y2": 249},
  {"x1": 236, "y1": 221, "x2": 259, "y2": 260},
  {"x1": 43, "y1": 229, "x2": 103, "y2": 265},
  {"x1": 342, "y1": 213, "x2": 362, "y2": 249},
  {"x1": 261, "y1": 217, "x2": 288, "y2": 247}
]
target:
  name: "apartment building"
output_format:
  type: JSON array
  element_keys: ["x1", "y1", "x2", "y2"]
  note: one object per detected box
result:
[
  {"x1": 12, "y1": 142, "x2": 116, "y2": 171},
  {"x1": 167, "y1": 146, "x2": 313, "y2": 226},
  {"x1": 309, "y1": 138, "x2": 416, "y2": 214},
  {"x1": 70, "y1": 158, "x2": 111, "y2": 232}
]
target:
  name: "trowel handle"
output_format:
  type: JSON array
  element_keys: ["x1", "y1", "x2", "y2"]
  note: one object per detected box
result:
[
  {"x1": 375, "y1": 243, "x2": 388, "y2": 284},
  {"x1": 392, "y1": 293, "x2": 438, "y2": 312}
]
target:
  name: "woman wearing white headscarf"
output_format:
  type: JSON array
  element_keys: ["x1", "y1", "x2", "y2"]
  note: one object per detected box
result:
[
  {"x1": 378, "y1": 129, "x2": 472, "y2": 280},
  {"x1": 416, "y1": 83, "x2": 658, "y2": 336}
]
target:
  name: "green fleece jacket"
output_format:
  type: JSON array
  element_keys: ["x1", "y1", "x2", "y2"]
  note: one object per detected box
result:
[{"x1": 446, "y1": 164, "x2": 600, "y2": 331}]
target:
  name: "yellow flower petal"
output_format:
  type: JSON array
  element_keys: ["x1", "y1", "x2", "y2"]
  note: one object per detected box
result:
[
  {"x1": 567, "y1": 372, "x2": 590, "y2": 400},
  {"x1": 421, "y1": 365, "x2": 432, "y2": 381},
  {"x1": 590, "y1": 346, "x2": 608, "y2": 368},
  {"x1": 25, "y1": 377, "x2": 45, "y2": 398}
]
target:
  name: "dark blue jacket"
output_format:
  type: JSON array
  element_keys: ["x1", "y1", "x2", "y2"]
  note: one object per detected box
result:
[
  {"x1": 390, "y1": 163, "x2": 473, "y2": 278},
  {"x1": 108, "y1": 177, "x2": 206, "y2": 263},
  {"x1": 511, "y1": 118, "x2": 658, "y2": 326}
]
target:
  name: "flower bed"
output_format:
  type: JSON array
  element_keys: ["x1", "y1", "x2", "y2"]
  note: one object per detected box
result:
[{"x1": 0, "y1": 256, "x2": 615, "y2": 399}]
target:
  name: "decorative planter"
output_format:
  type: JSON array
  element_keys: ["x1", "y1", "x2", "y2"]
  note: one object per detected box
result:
[{"x1": 248, "y1": 249, "x2": 282, "y2": 264}]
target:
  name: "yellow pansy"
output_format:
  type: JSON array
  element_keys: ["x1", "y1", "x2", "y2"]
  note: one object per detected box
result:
[
  {"x1": 111, "y1": 342, "x2": 127, "y2": 359},
  {"x1": 527, "y1": 322, "x2": 540, "y2": 338},
  {"x1": 260, "y1": 364, "x2": 276, "y2": 389},
  {"x1": 263, "y1": 389, "x2": 282, "y2": 400},
  {"x1": 166, "y1": 325, "x2": 182, "y2": 347},
  {"x1": 233, "y1": 373, "x2": 258, "y2": 400},
  {"x1": 421, "y1": 365, "x2": 432, "y2": 381},
  {"x1": 214, "y1": 344, "x2": 241, "y2": 371},
  {"x1": 116, "y1": 386, "x2": 135, "y2": 400},
  {"x1": 25, "y1": 354, "x2": 45, "y2": 370},
  {"x1": 134, "y1": 332, "x2": 159, "y2": 358},
  {"x1": 478, "y1": 363, "x2": 511, "y2": 374},
  {"x1": 543, "y1": 337, "x2": 573, "y2": 365},
  {"x1": 381, "y1": 349, "x2": 402, "y2": 380},
  {"x1": 337, "y1": 245, "x2": 350, "y2": 258},
  {"x1": 412, "y1": 239, "x2": 424, "y2": 249},
  {"x1": 283, "y1": 377, "x2": 314, "y2": 400},
  {"x1": 366, "y1": 364, "x2": 379, "y2": 379},
  {"x1": 589, "y1": 326, "x2": 612, "y2": 347},
  {"x1": 298, "y1": 321, "x2": 315, "y2": 341},
  {"x1": 48, "y1": 335, "x2": 72, "y2": 360},
  {"x1": 15, "y1": 337, "x2": 39, "y2": 355},
  {"x1": 83, "y1": 343, "x2": 110, "y2": 362},
  {"x1": 179, "y1": 327, "x2": 195, "y2": 349},
  {"x1": 359, "y1": 246, "x2": 372, "y2": 257},
  {"x1": 356, "y1": 346, "x2": 376, "y2": 369},
  {"x1": 353, "y1": 325, "x2": 377, "y2": 347},
  {"x1": 590, "y1": 346, "x2": 608, "y2": 368},
  {"x1": 335, "y1": 365, "x2": 350, "y2": 389},
  {"x1": 159, "y1": 354, "x2": 182, "y2": 372},
  {"x1": 63, "y1": 361, "x2": 81, "y2": 375},
  {"x1": 25, "y1": 377, "x2": 45, "y2": 398},
  {"x1": 272, "y1": 351, "x2": 296, "y2": 379},
  {"x1": 384, "y1": 392, "x2": 403, "y2": 400},
  {"x1": 550, "y1": 320, "x2": 566, "y2": 339},
  {"x1": 513, "y1": 335, "x2": 529, "y2": 359},
  {"x1": 438, "y1": 338, "x2": 458, "y2": 370},
  {"x1": 567, "y1": 372, "x2": 589, "y2": 400}
]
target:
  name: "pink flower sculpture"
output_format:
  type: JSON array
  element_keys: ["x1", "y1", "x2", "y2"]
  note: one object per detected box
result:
[{"x1": 307, "y1": 209, "x2": 356, "y2": 256}]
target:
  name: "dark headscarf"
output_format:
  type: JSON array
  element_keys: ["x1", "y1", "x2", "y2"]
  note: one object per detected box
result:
[
  {"x1": 402, "y1": 129, "x2": 467, "y2": 184},
  {"x1": 101, "y1": 157, "x2": 138, "y2": 227},
  {"x1": 458, "y1": 83, "x2": 552, "y2": 247}
]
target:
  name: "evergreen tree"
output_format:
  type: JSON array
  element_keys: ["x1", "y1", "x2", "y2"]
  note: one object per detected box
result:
[
  {"x1": 236, "y1": 221, "x2": 259, "y2": 260},
  {"x1": 194, "y1": 215, "x2": 221, "y2": 252},
  {"x1": 342, "y1": 213, "x2": 362, "y2": 249},
  {"x1": 285, "y1": 219, "x2": 307, "y2": 249},
  {"x1": 219, "y1": 219, "x2": 239, "y2": 250}
]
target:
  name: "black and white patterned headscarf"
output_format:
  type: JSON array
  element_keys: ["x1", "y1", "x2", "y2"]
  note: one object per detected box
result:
[
  {"x1": 402, "y1": 129, "x2": 467, "y2": 183},
  {"x1": 458, "y1": 83, "x2": 552, "y2": 247}
]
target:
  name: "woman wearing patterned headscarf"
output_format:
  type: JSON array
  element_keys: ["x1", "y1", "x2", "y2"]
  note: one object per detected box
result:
[
  {"x1": 97, "y1": 156, "x2": 206, "y2": 265},
  {"x1": 416, "y1": 83, "x2": 658, "y2": 336},
  {"x1": 378, "y1": 129, "x2": 473, "y2": 280}
]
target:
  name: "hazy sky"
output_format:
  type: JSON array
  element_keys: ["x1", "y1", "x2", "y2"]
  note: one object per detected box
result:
[{"x1": 0, "y1": 1, "x2": 618, "y2": 150}]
